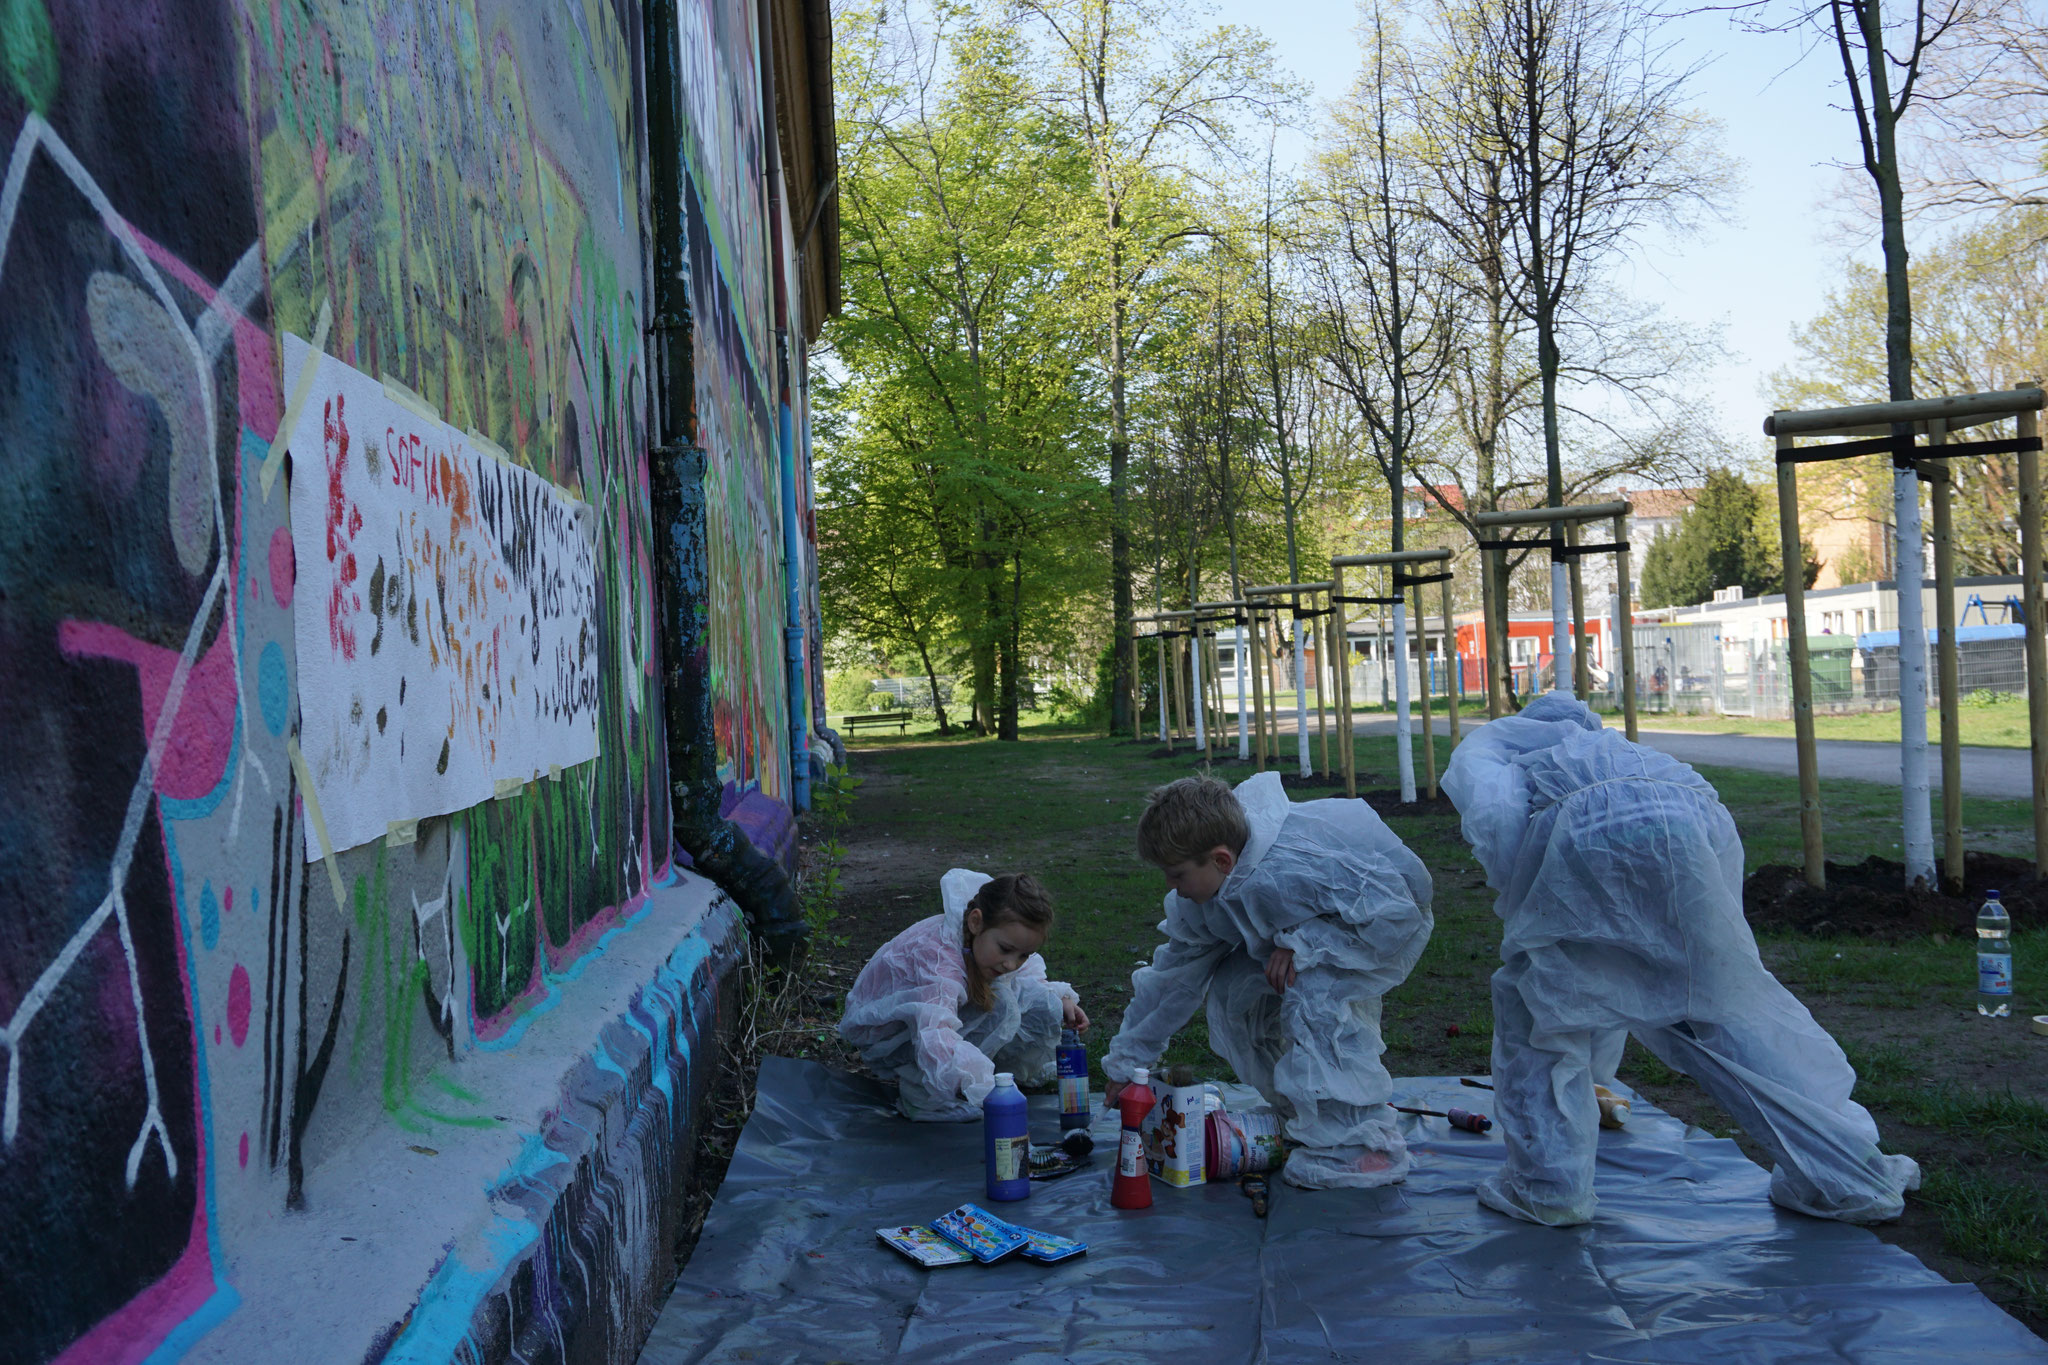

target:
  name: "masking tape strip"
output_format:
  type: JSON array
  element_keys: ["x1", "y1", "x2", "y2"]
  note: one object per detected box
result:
[
  {"x1": 548, "y1": 765, "x2": 562, "y2": 782},
  {"x1": 381, "y1": 374, "x2": 442, "y2": 424},
  {"x1": 261, "y1": 298, "x2": 332, "y2": 500},
  {"x1": 494, "y1": 776, "x2": 527, "y2": 799},
  {"x1": 466, "y1": 427, "x2": 513, "y2": 466},
  {"x1": 286, "y1": 736, "x2": 351, "y2": 914},
  {"x1": 387, "y1": 818, "x2": 419, "y2": 847}
]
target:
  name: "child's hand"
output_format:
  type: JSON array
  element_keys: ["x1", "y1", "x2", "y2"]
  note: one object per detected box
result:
[
  {"x1": 1063, "y1": 998, "x2": 1091, "y2": 1033},
  {"x1": 1265, "y1": 947, "x2": 1297, "y2": 994}
]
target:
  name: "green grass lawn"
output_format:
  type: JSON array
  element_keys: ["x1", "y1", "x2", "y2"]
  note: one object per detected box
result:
[
  {"x1": 1695, "y1": 763, "x2": 2043, "y2": 868},
  {"x1": 1621, "y1": 692, "x2": 2037, "y2": 749},
  {"x1": 805, "y1": 718, "x2": 2046, "y2": 1332}
]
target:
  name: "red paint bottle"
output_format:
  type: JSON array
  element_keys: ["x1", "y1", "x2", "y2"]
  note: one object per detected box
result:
[{"x1": 1110, "y1": 1067, "x2": 1157, "y2": 1210}]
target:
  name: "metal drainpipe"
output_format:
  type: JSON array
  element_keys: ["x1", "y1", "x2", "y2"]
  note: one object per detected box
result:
[
  {"x1": 802, "y1": 404, "x2": 845, "y2": 763},
  {"x1": 644, "y1": 0, "x2": 804, "y2": 955},
  {"x1": 779, "y1": 333, "x2": 811, "y2": 812}
]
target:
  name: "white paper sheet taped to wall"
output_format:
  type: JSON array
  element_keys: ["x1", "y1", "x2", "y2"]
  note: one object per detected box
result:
[{"x1": 284, "y1": 334, "x2": 600, "y2": 857}]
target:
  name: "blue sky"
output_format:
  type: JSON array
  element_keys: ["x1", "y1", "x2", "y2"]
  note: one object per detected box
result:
[{"x1": 1213, "y1": 0, "x2": 1887, "y2": 452}]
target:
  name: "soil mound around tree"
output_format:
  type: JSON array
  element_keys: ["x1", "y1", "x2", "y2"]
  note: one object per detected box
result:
[
  {"x1": 1361, "y1": 788, "x2": 1459, "y2": 818},
  {"x1": 1742, "y1": 851, "x2": 2046, "y2": 940},
  {"x1": 1278, "y1": 771, "x2": 1353, "y2": 791}
]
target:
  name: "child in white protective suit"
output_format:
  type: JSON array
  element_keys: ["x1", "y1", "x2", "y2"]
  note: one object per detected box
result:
[
  {"x1": 839, "y1": 870, "x2": 1089, "y2": 1121},
  {"x1": 1440, "y1": 691, "x2": 1921, "y2": 1226},
  {"x1": 1102, "y1": 773, "x2": 1434, "y2": 1190}
]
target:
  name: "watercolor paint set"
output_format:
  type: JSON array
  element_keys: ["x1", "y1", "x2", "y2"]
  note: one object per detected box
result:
[{"x1": 878, "y1": 1204, "x2": 1089, "y2": 1268}]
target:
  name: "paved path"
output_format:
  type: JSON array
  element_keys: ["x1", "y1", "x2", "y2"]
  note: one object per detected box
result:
[{"x1": 1207, "y1": 709, "x2": 2037, "y2": 800}]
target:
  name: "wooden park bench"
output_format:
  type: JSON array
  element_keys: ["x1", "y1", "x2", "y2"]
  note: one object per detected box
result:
[{"x1": 842, "y1": 711, "x2": 910, "y2": 736}]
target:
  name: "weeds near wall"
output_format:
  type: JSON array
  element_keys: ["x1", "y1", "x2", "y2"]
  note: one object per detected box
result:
[
  {"x1": 673, "y1": 765, "x2": 867, "y2": 1278},
  {"x1": 797, "y1": 762, "x2": 861, "y2": 943}
]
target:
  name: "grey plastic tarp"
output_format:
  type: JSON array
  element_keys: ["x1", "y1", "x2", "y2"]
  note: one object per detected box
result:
[{"x1": 640, "y1": 1057, "x2": 2045, "y2": 1363}]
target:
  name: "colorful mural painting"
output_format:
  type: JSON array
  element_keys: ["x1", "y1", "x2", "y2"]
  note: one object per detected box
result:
[
  {"x1": 0, "y1": 0, "x2": 823, "y2": 1358},
  {"x1": 672, "y1": 0, "x2": 793, "y2": 810},
  {"x1": 690, "y1": 166, "x2": 791, "y2": 809}
]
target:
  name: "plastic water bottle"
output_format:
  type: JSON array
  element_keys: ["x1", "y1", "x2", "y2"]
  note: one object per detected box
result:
[
  {"x1": 1978, "y1": 891, "x2": 2013, "y2": 1018},
  {"x1": 1057, "y1": 1029, "x2": 1090, "y2": 1131},
  {"x1": 983, "y1": 1072, "x2": 1030, "y2": 1201}
]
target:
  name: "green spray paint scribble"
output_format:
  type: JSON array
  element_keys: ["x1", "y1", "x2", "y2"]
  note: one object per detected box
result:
[
  {"x1": 349, "y1": 847, "x2": 497, "y2": 1132},
  {"x1": 2, "y1": 0, "x2": 57, "y2": 114}
]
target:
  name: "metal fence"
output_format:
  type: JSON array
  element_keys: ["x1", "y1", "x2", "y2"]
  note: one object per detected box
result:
[{"x1": 1620, "y1": 623, "x2": 2029, "y2": 720}]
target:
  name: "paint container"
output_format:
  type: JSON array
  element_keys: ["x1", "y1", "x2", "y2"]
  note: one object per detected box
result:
[
  {"x1": 1141, "y1": 1065, "x2": 1207, "y2": 1186},
  {"x1": 1057, "y1": 1028, "x2": 1090, "y2": 1130},
  {"x1": 1110, "y1": 1069, "x2": 1156, "y2": 1210},
  {"x1": 1205, "y1": 1106, "x2": 1287, "y2": 1180},
  {"x1": 1594, "y1": 1084, "x2": 1630, "y2": 1129},
  {"x1": 983, "y1": 1073, "x2": 1030, "y2": 1202}
]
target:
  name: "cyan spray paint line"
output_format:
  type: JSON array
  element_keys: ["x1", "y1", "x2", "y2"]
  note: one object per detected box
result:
[
  {"x1": 144, "y1": 824, "x2": 246, "y2": 1365},
  {"x1": 259, "y1": 300, "x2": 332, "y2": 499},
  {"x1": 470, "y1": 883, "x2": 737, "y2": 1055}
]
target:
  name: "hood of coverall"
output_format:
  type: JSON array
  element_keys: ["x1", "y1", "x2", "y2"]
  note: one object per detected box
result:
[
  {"x1": 1440, "y1": 690, "x2": 1602, "y2": 889},
  {"x1": 940, "y1": 867, "x2": 995, "y2": 938}
]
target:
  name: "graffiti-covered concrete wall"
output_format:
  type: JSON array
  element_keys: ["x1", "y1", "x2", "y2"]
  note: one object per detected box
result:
[{"x1": 0, "y1": 0, "x2": 830, "y2": 1359}]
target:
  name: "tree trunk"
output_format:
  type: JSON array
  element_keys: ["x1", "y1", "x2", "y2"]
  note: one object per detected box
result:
[
  {"x1": 1108, "y1": 238, "x2": 1134, "y2": 738},
  {"x1": 918, "y1": 638, "x2": 952, "y2": 735},
  {"x1": 999, "y1": 550, "x2": 1023, "y2": 740}
]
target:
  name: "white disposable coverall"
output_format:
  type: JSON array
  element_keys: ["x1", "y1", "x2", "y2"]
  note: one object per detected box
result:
[
  {"x1": 1441, "y1": 692, "x2": 1920, "y2": 1226},
  {"x1": 839, "y1": 869, "x2": 1079, "y2": 1121},
  {"x1": 1103, "y1": 773, "x2": 1434, "y2": 1190}
]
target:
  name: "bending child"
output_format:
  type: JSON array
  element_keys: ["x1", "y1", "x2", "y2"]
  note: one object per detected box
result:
[
  {"x1": 840, "y1": 869, "x2": 1088, "y2": 1121},
  {"x1": 1102, "y1": 773, "x2": 1434, "y2": 1190},
  {"x1": 1441, "y1": 691, "x2": 1920, "y2": 1226}
]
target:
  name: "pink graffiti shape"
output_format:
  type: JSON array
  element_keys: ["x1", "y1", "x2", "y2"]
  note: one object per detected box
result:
[
  {"x1": 226, "y1": 963, "x2": 251, "y2": 1047},
  {"x1": 59, "y1": 620, "x2": 238, "y2": 800},
  {"x1": 269, "y1": 525, "x2": 295, "y2": 608},
  {"x1": 239, "y1": 1133, "x2": 249, "y2": 1170},
  {"x1": 325, "y1": 393, "x2": 361, "y2": 660}
]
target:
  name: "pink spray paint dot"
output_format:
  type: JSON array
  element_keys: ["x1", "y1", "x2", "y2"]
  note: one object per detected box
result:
[
  {"x1": 214, "y1": 1023, "x2": 222, "y2": 1045},
  {"x1": 224, "y1": 885, "x2": 233, "y2": 914},
  {"x1": 239, "y1": 1133, "x2": 249, "y2": 1169},
  {"x1": 227, "y1": 963, "x2": 252, "y2": 1047},
  {"x1": 269, "y1": 526, "x2": 295, "y2": 608}
]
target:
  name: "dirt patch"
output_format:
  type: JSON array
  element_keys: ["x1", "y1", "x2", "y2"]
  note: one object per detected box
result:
[
  {"x1": 1744, "y1": 852, "x2": 2048, "y2": 940},
  {"x1": 1278, "y1": 771, "x2": 1354, "y2": 791},
  {"x1": 1361, "y1": 788, "x2": 1459, "y2": 817}
]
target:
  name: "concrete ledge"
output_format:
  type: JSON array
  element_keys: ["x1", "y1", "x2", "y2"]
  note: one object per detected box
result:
[{"x1": 187, "y1": 874, "x2": 747, "y2": 1365}]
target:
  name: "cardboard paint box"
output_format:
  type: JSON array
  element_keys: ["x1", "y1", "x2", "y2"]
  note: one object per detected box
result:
[{"x1": 1140, "y1": 1076, "x2": 1207, "y2": 1187}]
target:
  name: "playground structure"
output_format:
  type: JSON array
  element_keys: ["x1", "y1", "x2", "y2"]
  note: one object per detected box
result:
[
  {"x1": 1470, "y1": 500, "x2": 1640, "y2": 744},
  {"x1": 1329, "y1": 549, "x2": 1463, "y2": 800},
  {"x1": 1765, "y1": 386, "x2": 2048, "y2": 889}
]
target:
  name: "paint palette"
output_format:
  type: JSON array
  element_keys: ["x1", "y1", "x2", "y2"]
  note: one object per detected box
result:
[
  {"x1": 877, "y1": 1225, "x2": 975, "y2": 1267},
  {"x1": 929, "y1": 1204, "x2": 1029, "y2": 1263},
  {"x1": 922, "y1": 1205, "x2": 1088, "y2": 1267},
  {"x1": 1014, "y1": 1227, "x2": 1088, "y2": 1264}
]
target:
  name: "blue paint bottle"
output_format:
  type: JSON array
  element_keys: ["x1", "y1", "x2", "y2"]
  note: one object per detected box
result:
[
  {"x1": 983, "y1": 1072, "x2": 1030, "y2": 1202},
  {"x1": 1057, "y1": 1028, "x2": 1090, "y2": 1131}
]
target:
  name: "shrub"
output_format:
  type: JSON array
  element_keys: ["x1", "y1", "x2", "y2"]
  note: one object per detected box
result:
[{"x1": 824, "y1": 668, "x2": 881, "y2": 716}]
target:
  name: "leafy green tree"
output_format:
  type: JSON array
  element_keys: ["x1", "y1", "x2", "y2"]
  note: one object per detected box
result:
[
  {"x1": 1771, "y1": 207, "x2": 2048, "y2": 574},
  {"x1": 1637, "y1": 469, "x2": 1813, "y2": 608},
  {"x1": 822, "y1": 6, "x2": 1102, "y2": 740},
  {"x1": 1013, "y1": 0, "x2": 1291, "y2": 735}
]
